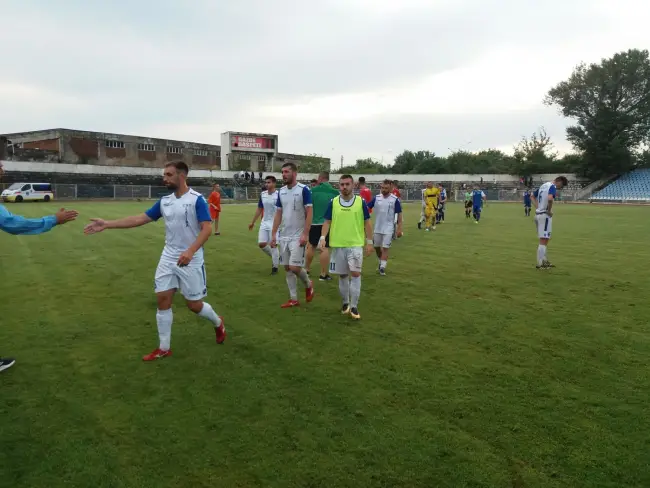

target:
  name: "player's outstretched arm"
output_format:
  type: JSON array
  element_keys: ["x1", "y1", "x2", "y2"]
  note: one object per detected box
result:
[
  {"x1": 84, "y1": 213, "x2": 153, "y2": 234},
  {"x1": 0, "y1": 206, "x2": 78, "y2": 235}
]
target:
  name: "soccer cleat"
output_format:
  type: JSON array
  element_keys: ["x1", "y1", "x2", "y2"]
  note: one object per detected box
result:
[
  {"x1": 306, "y1": 284, "x2": 315, "y2": 303},
  {"x1": 215, "y1": 318, "x2": 226, "y2": 344},
  {"x1": 379, "y1": 268, "x2": 386, "y2": 276},
  {"x1": 543, "y1": 260, "x2": 555, "y2": 268},
  {"x1": 319, "y1": 274, "x2": 332, "y2": 281},
  {"x1": 341, "y1": 303, "x2": 350, "y2": 314},
  {"x1": 271, "y1": 267, "x2": 278, "y2": 275},
  {"x1": 417, "y1": 221, "x2": 422, "y2": 230},
  {"x1": 350, "y1": 307, "x2": 361, "y2": 320},
  {"x1": 142, "y1": 348, "x2": 172, "y2": 361},
  {"x1": 281, "y1": 299, "x2": 300, "y2": 308},
  {"x1": 0, "y1": 357, "x2": 16, "y2": 373}
]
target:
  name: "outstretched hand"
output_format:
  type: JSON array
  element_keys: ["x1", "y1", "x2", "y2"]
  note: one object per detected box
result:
[
  {"x1": 56, "y1": 208, "x2": 79, "y2": 225},
  {"x1": 84, "y1": 218, "x2": 107, "y2": 235}
]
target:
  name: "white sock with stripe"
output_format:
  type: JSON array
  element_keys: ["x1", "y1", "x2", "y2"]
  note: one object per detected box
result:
[{"x1": 156, "y1": 308, "x2": 173, "y2": 351}]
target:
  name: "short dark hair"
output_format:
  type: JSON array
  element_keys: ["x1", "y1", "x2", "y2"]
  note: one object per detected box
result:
[
  {"x1": 555, "y1": 176, "x2": 568, "y2": 186},
  {"x1": 165, "y1": 160, "x2": 189, "y2": 175},
  {"x1": 382, "y1": 179, "x2": 392, "y2": 185},
  {"x1": 340, "y1": 174, "x2": 354, "y2": 182},
  {"x1": 311, "y1": 178, "x2": 318, "y2": 184},
  {"x1": 392, "y1": 180, "x2": 399, "y2": 186},
  {"x1": 319, "y1": 171, "x2": 330, "y2": 181},
  {"x1": 282, "y1": 162, "x2": 297, "y2": 172},
  {"x1": 265, "y1": 175, "x2": 276, "y2": 183},
  {"x1": 358, "y1": 176, "x2": 366, "y2": 184}
]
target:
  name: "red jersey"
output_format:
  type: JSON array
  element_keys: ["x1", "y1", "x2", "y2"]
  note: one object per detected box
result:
[
  {"x1": 392, "y1": 188, "x2": 401, "y2": 198},
  {"x1": 359, "y1": 187, "x2": 373, "y2": 213}
]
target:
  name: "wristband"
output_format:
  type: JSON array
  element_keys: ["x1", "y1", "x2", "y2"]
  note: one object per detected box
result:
[
  {"x1": 366, "y1": 239, "x2": 373, "y2": 245},
  {"x1": 319, "y1": 236, "x2": 326, "y2": 241}
]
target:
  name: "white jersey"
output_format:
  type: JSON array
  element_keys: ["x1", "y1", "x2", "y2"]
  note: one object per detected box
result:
[
  {"x1": 440, "y1": 188, "x2": 447, "y2": 202},
  {"x1": 276, "y1": 182, "x2": 312, "y2": 241},
  {"x1": 145, "y1": 189, "x2": 211, "y2": 266},
  {"x1": 368, "y1": 193, "x2": 402, "y2": 235},
  {"x1": 258, "y1": 190, "x2": 279, "y2": 229},
  {"x1": 534, "y1": 182, "x2": 557, "y2": 214}
]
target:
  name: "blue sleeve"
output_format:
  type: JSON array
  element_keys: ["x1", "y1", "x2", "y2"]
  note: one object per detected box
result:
[
  {"x1": 257, "y1": 196, "x2": 263, "y2": 209},
  {"x1": 548, "y1": 184, "x2": 557, "y2": 197},
  {"x1": 323, "y1": 200, "x2": 333, "y2": 221},
  {"x1": 0, "y1": 205, "x2": 57, "y2": 235},
  {"x1": 395, "y1": 199, "x2": 402, "y2": 213},
  {"x1": 195, "y1": 196, "x2": 212, "y2": 222},
  {"x1": 367, "y1": 196, "x2": 376, "y2": 209},
  {"x1": 145, "y1": 200, "x2": 162, "y2": 221},
  {"x1": 276, "y1": 193, "x2": 282, "y2": 208},
  {"x1": 533, "y1": 189, "x2": 539, "y2": 198},
  {"x1": 362, "y1": 200, "x2": 370, "y2": 220},
  {"x1": 302, "y1": 185, "x2": 312, "y2": 206}
]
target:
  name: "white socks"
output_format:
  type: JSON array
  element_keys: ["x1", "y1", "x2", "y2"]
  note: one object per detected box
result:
[
  {"x1": 297, "y1": 268, "x2": 311, "y2": 287},
  {"x1": 537, "y1": 245, "x2": 547, "y2": 265},
  {"x1": 286, "y1": 271, "x2": 298, "y2": 300},
  {"x1": 156, "y1": 308, "x2": 173, "y2": 351},
  {"x1": 350, "y1": 276, "x2": 361, "y2": 308},
  {"x1": 198, "y1": 302, "x2": 222, "y2": 328},
  {"x1": 339, "y1": 275, "x2": 350, "y2": 304},
  {"x1": 261, "y1": 245, "x2": 280, "y2": 267},
  {"x1": 379, "y1": 259, "x2": 387, "y2": 269}
]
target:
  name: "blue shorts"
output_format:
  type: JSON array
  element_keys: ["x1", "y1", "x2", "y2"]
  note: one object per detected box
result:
[{"x1": 473, "y1": 206, "x2": 481, "y2": 214}]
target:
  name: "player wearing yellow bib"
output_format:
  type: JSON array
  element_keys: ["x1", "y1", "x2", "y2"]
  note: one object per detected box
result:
[
  {"x1": 319, "y1": 174, "x2": 373, "y2": 320},
  {"x1": 423, "y1": 182, "x2": 440, "y2": 231}
]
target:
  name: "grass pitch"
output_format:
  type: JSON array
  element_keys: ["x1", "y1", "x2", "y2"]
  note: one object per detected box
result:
[{"x1": 1, "y1": 201, "x2": 649, "y2": 488}]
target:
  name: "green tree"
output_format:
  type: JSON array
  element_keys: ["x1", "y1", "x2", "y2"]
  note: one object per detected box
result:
[
  {"x1": 339, "y1": 157, "x2": 387, "y2": 174},
  {"x1": 544, "y1": 48, "x2": 650, "y2": 177},
  {"x1": 511, "y1": 127, "x2": 558, "y2": 176}
]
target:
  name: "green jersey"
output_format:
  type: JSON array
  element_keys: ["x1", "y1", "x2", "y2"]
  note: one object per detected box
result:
[
  {"x1": 310, "y1": 182, "x2": 339, "y2": 225},
  {"x1": 465, "y1": 191, "x2": 472, "y2": 202}
]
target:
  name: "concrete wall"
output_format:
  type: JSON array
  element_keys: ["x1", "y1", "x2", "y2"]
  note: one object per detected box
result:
[{"x1": 1, "y1": 160, "x2": 584, "y2": 185}]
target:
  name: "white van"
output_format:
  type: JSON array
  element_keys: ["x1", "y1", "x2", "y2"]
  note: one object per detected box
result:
[{"x1": 1, "y1": 183, "x2": 55, "y2": 203}]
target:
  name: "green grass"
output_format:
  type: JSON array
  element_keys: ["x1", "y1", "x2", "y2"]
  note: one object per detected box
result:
[{"x1": 1, "y1": 201, "x2": 650, "y2": 488}]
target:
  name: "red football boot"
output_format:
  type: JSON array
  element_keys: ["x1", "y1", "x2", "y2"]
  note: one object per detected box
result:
[
  {"x1": 280, "y1": 299, "x2": 300, "y2": 308},
  {"x1": 142, "y1": 348, "x2": 172, "y2": 361},
  {"x1": 215, "y1": 318, "x2": 226, "y2": 344}
]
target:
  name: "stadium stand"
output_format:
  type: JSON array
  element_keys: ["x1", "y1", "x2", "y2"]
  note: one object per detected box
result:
[{"x1": 591, "y1": 169, "x2": 650, "y2": 202}]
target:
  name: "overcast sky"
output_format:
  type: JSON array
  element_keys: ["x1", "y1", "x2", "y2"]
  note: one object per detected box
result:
[{"x1": 1, "y1": 0, "x2": 648, "y2": 168}]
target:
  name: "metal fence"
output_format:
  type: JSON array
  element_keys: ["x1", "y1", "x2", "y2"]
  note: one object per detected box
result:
[{"x1": 0, "y1": 183, "x2": 593, "y2": 203}]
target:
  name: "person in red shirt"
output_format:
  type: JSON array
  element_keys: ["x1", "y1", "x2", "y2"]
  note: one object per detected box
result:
[
  {"x1": 391, "y1": 181, "x2": 401, "y2": 198},
  {"x1": 358, "y1": 176, "x2": 373, "y2": 214},
  {"x1": 207, "y1": 183, "x2": 222, "y2": 235}
]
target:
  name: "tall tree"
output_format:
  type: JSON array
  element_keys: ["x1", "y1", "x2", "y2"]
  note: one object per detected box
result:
[
  {"x1": 512, "y1": 127, "x2": 558, "y2": 176},
  {"x1": 545, "y1": 48, "x2": 650, "y2": 177}
]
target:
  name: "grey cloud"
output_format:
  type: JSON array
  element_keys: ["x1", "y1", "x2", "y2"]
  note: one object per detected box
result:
[{"x1": 279, "y1": 107, "x2": 574, "y2": 163}]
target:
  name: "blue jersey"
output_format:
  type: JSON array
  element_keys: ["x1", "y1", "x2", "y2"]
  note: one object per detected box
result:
[
  {"x1": 523, "y1": 191, "x2": 532, "y2": 206},
  {"x1": 472, "y1": 190, "x2": 485, "y2": 208}
]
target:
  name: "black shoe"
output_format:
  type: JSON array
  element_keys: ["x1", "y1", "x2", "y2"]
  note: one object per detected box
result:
[
  {"x1": 341, "y1": 303, "x2": 350, "y2": 314},
  {"x1": 319, "y1": 274, "x2": 332, "y2": 281},
  {"x1": 350, "y1": 307, "x2": 361, "y2": 320},
  {"x1": 0, "y1": 357, "x2": 16, "y2": 373},
  {"x1": 271, "y1": 267, "x2": 278, "y2": 275},
  {"x1": 417, "y1": 222, "x2": 422, "y2": 230},
  {"x1": 379, "y1": 267, "x2": 386, "y2": 276}
]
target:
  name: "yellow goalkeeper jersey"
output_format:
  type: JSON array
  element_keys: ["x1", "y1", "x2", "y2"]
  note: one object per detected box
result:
[{"x1": 424, "y1": 187, "x2": 440, "y2": 207}]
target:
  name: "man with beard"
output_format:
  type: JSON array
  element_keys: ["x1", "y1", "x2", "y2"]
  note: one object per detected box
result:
[
  {"x1": 319, "y1": 175, "x2": 373, "y2": 320},
  {"x1": 270, "y1": 162, "x2": 315, "y2": 308},
  {"x1": 84, "y1": 161, "x2": 226, "y2": 361},
  {"x1": 0, "y1": 160, "x2": 79, "y2": 373}
]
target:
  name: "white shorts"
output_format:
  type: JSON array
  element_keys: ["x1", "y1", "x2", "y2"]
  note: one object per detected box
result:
[
  {"x1": 329, "y1": 247, "x2": 364, "y2": 275},
  {"x1": 373, "y1": 233, "x2": 392, "y2": 249},
  {"x1": 535, "y1": 214, "x2": 552, "y2": 239},
  {"x1": 154, "y1": 258, "x2": 207, "y2": 300},
  {"x1": 279, "y1": 239, "x2": 306, "y2": 267},
  {"x1": 258, "y1": 224, "x2": 278, "y2": 244}
]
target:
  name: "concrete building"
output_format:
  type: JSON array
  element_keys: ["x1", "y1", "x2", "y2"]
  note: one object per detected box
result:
[{"x1": 1, "y1": 128, "x2": 330, "y2": 173}]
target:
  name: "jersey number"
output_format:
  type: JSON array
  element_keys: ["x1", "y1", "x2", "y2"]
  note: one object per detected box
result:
[{"x1": 329, "y1": 262, "x2": 336, "y2": 271}]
